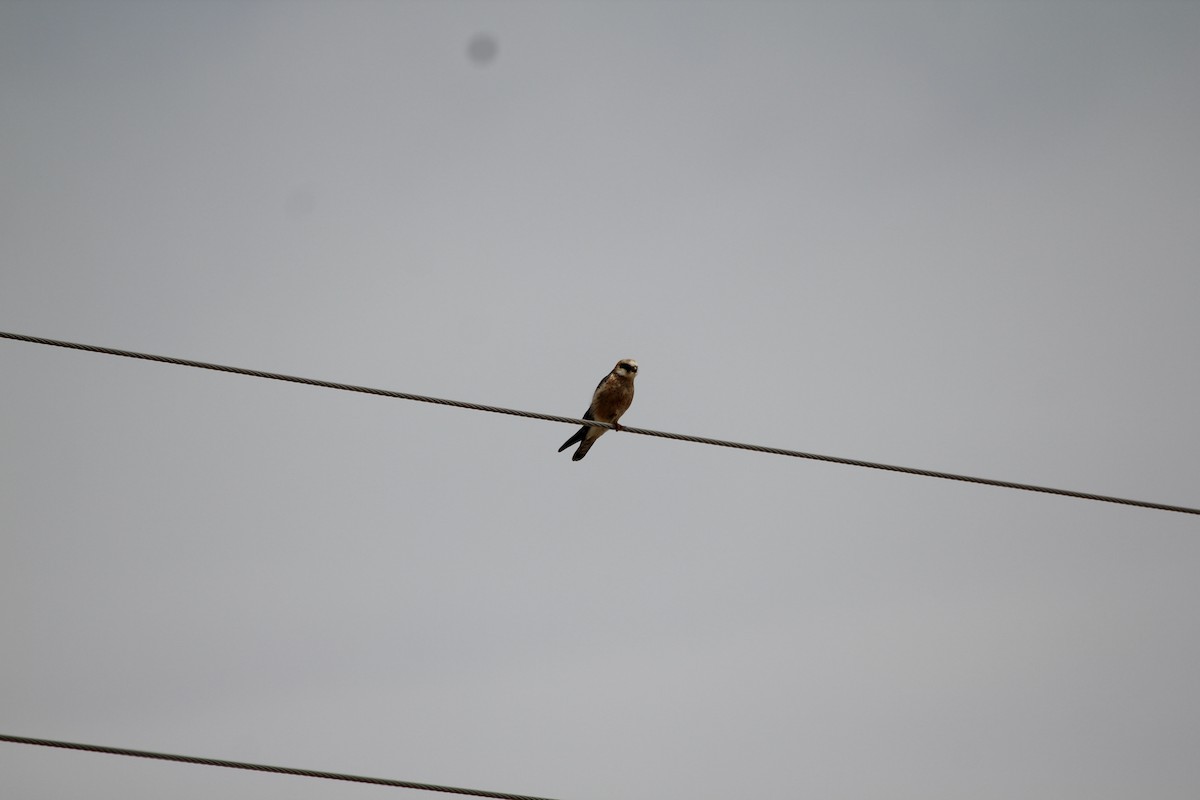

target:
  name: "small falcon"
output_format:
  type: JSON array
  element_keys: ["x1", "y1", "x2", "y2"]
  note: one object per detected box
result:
[{"x1": 558, "y1": 359, "x2": 638, "y2": 461}]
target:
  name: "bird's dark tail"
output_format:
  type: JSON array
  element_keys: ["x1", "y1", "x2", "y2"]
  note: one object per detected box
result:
[
  {"x1": 558, "y1": 426, "x2": 586, "y2": 453},
  {"x1": 571, "y1": 439, "x2": 596, "y2": 461}
]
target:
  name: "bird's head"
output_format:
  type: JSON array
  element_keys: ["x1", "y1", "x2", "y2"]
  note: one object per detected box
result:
[{"x1": 615, "y1": 359, "x2": 639, "y2": 378}]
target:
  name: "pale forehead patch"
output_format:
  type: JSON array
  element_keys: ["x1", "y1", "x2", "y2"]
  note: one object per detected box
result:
[{"x1": 617, "y1": 358, "x2": 638, "y2": 370}]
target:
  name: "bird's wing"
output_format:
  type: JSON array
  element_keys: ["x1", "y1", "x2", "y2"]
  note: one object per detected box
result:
[{"x1": 587, "y1": 373, "x2": 616, "y2": 414}]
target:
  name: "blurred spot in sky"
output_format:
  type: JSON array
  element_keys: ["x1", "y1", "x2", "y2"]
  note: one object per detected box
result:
[{"x1": 467, "y1": 33, "x2": 498, "y2": 66}]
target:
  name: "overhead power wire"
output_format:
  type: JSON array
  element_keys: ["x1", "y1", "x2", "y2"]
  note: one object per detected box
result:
[
  {"x1": 2, "y1": 330, "x2": 1197, "y2": 516},
  {"x1": 0, "y1": 734, "x2": 562, "y2": 800}
]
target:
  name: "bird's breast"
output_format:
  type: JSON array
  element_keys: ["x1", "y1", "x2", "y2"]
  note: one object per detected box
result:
[{"x1": 591, "y1": 381, "x2": 634, "y2": 423}]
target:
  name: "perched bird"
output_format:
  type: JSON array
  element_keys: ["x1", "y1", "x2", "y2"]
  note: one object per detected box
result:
[{"x1": 558, "y1": 359, "x2": 638, "y2": 461}]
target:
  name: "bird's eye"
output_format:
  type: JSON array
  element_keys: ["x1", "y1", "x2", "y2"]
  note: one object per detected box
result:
[{"x1": 626, "y1": 364, "x2": 637, "y2": 372}]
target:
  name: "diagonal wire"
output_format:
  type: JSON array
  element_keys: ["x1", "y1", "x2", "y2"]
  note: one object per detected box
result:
[
  {"x1": 0, "y1": 734, "x2": 562, "y2": 800},
  {"x1": 2, "y1": 330, "x2": 1197, "y2": 516},
  {"x1": 0, "y1": 331, "x2": 589, "y2": 424}
]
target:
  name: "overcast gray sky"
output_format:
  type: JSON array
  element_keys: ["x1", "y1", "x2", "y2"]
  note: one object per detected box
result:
[{"x1": 3, "y1": 2, "x2": 1199, "y2": 799}]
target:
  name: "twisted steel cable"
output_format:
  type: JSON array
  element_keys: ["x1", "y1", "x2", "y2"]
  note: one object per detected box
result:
[
  {"x1": 3, "y1": 330, "x2": 1197, "y2": 516},
  {"x1": 0, "y1": 734, "x2": 560, "y2": 799}
]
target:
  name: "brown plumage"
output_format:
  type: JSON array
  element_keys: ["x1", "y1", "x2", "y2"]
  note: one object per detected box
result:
[{"x1": 558, "y1": 359, "x2": 638, "y2": 461}]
